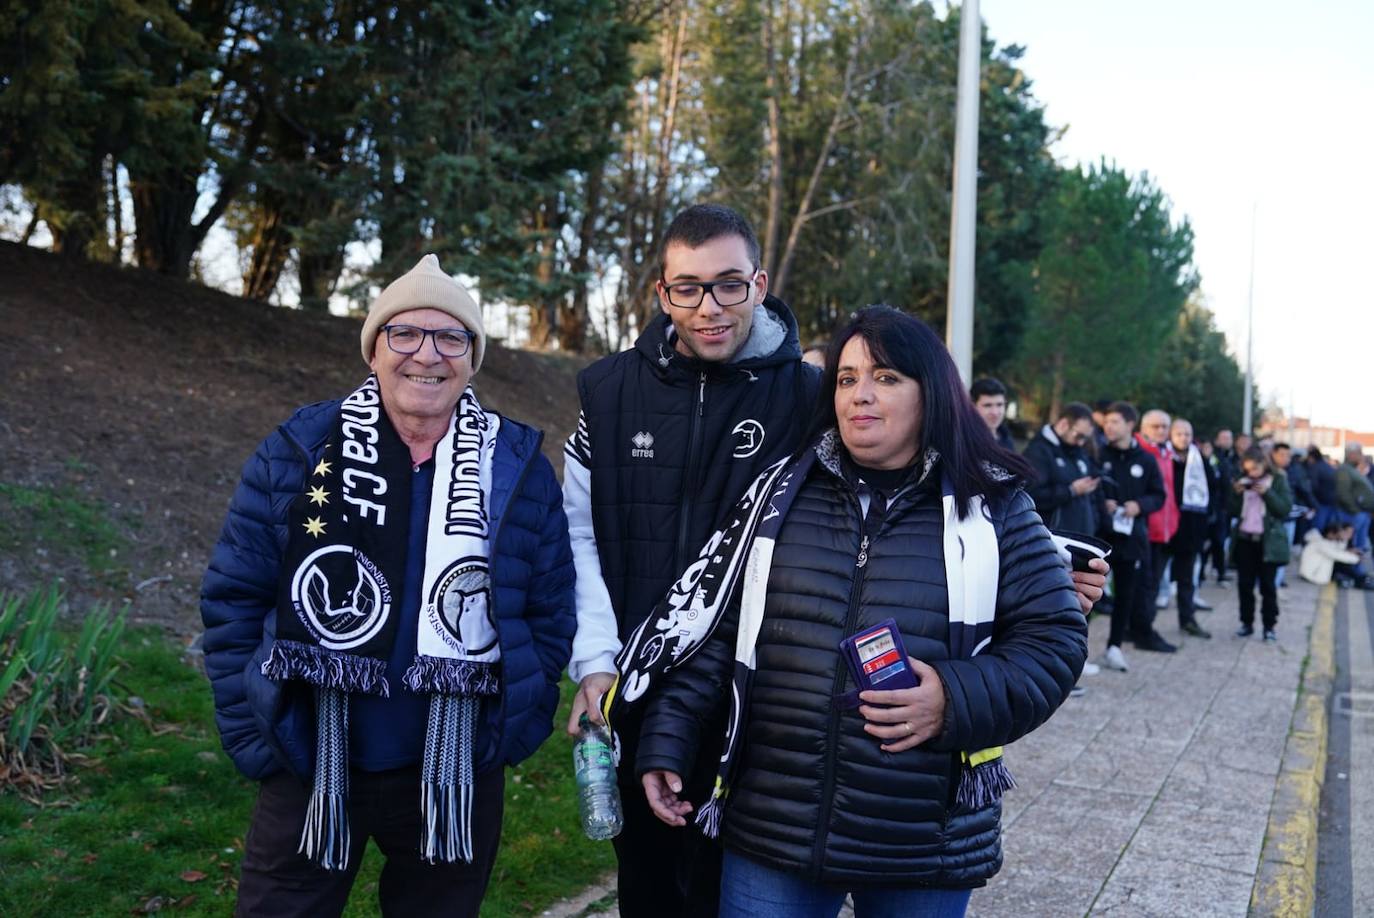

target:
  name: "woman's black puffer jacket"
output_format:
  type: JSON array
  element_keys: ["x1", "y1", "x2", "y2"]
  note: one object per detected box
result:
[{"x1": 636, "y1": 457, "x2": 1087, "y2": 889}]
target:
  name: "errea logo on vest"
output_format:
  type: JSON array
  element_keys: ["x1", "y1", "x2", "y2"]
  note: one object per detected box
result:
[{"x1": 631, "y1": 431, "x2": 655, "y2": 459}]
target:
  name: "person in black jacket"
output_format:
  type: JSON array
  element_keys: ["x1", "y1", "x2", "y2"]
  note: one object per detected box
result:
[
  {"x1": 1279, "y1": 443, "x2": 1316, "y2": 545},
  {"x1": 1206, "y1": 428, "x2": 1238, "y2": 582},
  {"x1": 971, "y1": 376, "x2": 1016, "y2": 450},
  {"x1": 1096, "y1": 401, "x2": 1168, "y2": 671},
  {"x1": 1022, "y1": 401, "x2": 1101, "y2": 536},
  {"x1": 1307, "y1": 445, "x2": 1339, "y2": 532},
  {"x1": 634, "y1": 307, "x2": 1087, "y2": 917},
  {"x1": 561, "y1": 205, "x2": 823, "y2": 917}
]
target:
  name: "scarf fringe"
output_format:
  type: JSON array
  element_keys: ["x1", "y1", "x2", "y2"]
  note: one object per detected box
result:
[
  {"x1": 299, "y1": 686, "x2": 352, "y2": 870},
  {"x1": 418, "y1": 694, "x2": 478, "y2": 863},
  {"x1": 695, "y1": 795, "x2": 724, "y2": 840},
  {"x1": 420, "y1": 780, "x2": 474, "y2": 863},
  {"x1": 955, "y1": 756, "x2": 1017, "y2": 810},
  {"x1": 263, "y1": 640, "x2": 390, "y2": 697},
  {"x1": 300, "y1": 788, "x2": 351, "y2": 869},
  {"x1": 403, "y1": 656, "x2": 501, "y2": 696}
]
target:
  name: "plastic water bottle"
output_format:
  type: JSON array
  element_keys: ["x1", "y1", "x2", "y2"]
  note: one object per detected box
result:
[{"x1": 573, "y1": 713, "x2": 623, "y2": 840}]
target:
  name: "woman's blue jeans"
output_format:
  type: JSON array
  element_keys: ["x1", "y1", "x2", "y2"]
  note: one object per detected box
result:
[{"x1": 719, "y1": 850, "x2": 972, "y2": 918}]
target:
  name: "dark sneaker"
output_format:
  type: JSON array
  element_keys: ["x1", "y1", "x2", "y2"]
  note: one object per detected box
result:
[
  {"x1": 1235, "y1": 624, "x2": 1255, "y2": 638},
  {"x1": 1181, "y1": 620, "x2": 1212, "y2": 639},
  {"x1": 1263, "y1": 629, "x2": 1278, "y2": 643},
  {"x1": 1193, "y1": 596, "x2": 1213, "y2": 611},
  {"x1": 1134, "y1": 631, "x2": 1178, "y2": 653}
]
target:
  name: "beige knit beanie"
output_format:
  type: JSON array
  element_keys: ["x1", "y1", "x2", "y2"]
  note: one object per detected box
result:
[{"x1": 360, "y1": 254, "x2": 486, "y2": 371}]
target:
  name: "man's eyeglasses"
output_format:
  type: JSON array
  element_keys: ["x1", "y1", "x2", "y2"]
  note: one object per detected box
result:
[
  {"x1": 382, "y1": 324, "x2": 475, "y2": 358},
  {"x1": 660, "y1": 272, "x2": 758, "y2": 310}
]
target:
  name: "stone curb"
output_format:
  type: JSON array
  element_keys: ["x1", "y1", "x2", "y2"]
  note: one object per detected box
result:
[
  {"x1": 1250, "y1": 583, "x2": 1337, "y2": 916},
  {"x1": 539, "y1": 872, "x2": 617, "y2": 917}
]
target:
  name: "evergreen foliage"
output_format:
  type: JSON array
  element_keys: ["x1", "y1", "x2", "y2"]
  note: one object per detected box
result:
[
  {"x1": 0, "y1": 1, "x2": 1252, "y2": 408},
  {"x1": 1013, "y1": 160, "x2": 1200, "y2": 418}
]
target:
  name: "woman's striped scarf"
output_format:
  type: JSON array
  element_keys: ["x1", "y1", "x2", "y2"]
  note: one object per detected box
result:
[{"x1": 602, "y1": 432, "x2": 1015, "y2": 838}]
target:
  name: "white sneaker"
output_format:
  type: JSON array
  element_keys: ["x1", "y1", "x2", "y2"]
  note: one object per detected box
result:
[
  {"x1": 1155, "y1": 594, "x2": 1170, "y2": 610},
  {"x1": 1081, "y1": 661, "x2": 1101, "y2": 676},
  {"x1": 1101, "y1": 645, "x2": 1129, "y2": 672}
]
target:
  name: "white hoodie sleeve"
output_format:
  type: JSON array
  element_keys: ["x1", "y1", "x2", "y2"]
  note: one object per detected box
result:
[{"x1": 563, "y1": 411, "x2": 622, "y2": 683}]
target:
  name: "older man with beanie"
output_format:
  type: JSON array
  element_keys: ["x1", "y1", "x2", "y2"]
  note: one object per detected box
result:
[{"x1": 201, "y1": 255, "x2": 575, "y2": 916}]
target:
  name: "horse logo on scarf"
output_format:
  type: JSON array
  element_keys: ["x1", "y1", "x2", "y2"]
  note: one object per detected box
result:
[{"x1": 290, "y1": 545, "x2": 392, "y2": 651}]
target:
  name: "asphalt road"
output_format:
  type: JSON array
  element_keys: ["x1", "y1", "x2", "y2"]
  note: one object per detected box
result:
[{"x1": 1317, "y1": 585, "x2": 1372, "y2": 916}]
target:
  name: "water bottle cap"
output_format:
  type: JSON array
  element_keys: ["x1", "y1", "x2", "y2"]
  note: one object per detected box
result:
[{"x1": 578, "y1": 712, "x2": 591, "y2": 729}]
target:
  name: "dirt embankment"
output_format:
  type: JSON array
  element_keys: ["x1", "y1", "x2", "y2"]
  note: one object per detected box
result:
[{"x1": 0, "y1": 242, "x2": 588, "y2": 632}]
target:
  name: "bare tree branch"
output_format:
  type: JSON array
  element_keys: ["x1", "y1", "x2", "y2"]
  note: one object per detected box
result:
[{"x1": 773, "y1": 16, "x2": 870, "y2": 298}]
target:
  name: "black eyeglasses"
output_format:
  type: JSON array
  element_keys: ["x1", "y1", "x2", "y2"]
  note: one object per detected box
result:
[
  {"x1": 660, "y1": 272, "x2": 758, "y2": 310},
  {"x1": 381, "y1": 324, "x2": 475, "y2": 358}
]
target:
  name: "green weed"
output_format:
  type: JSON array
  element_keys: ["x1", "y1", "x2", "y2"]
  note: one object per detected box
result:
[{"x1": 0, "y1": 586, "x2": 128, "y2": 794}]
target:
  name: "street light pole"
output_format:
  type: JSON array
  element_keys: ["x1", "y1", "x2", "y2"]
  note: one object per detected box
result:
[
  {"x1": 945, "y1": 0, "x2": 981, "y2": 384},
  {"x1": 1242, "y1": 205, "x2": 1256, "y2": 435}
]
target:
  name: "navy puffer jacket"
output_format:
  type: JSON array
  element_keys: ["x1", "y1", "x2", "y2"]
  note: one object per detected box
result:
[
  {"x1": 637, "y1": 459, "x2": 1086, "y2": 888},
  {"x1": 200, "y1": 399, "x2": 575, "y2": 781}
]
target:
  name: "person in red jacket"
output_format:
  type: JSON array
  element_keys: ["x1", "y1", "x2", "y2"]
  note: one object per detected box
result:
[{"x1": 1137, "y1": 409, "x2": 1180, "y2": 652}]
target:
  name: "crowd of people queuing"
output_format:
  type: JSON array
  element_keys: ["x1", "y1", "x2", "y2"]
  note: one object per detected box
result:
[{"x1": 967, "y1": 380, "x2": 1374, "y2": 686}]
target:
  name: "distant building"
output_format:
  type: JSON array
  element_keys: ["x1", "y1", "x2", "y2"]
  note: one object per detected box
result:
[{"x1": 1257, "y1": 410, "x2": 1374, "y2": 459}]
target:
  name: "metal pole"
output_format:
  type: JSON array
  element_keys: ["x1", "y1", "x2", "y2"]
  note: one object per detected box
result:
[
  {"x1": 1241, "y1": 205, "x2": 1256, "y2": 434},
  {"x1": 945, "y1": 0, "x2": 981, "y2": 384}
]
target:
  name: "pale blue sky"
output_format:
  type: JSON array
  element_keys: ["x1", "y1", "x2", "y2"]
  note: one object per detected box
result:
[{"x1": 979, "y1": 0, "x2": 1374, "y2": 432}]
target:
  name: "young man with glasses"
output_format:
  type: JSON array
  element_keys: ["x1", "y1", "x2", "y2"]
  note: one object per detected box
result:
[{"x1": 561, "y1": 204, "x2": 819, "y2": 916}]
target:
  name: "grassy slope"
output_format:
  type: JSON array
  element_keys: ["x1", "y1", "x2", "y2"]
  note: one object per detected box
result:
[
  {"x1": 0, "y1": 242, "x2": 611, "y2": 913},
  {"x1": 0, "y1": 629, "x2": 615, "y2": 916}
]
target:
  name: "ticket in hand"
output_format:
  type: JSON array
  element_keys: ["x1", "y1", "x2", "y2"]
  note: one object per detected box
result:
[{"x1": 839, "y1": 619, "x2": 918, "y2": 693}]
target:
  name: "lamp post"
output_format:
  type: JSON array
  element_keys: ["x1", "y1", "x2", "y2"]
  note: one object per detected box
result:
[
  {"x1": 945, "y1": 0, "x2": 981, "y2": 384},
  {"x1": 1242, "y1": 205, "x2": 1256, "y2": 435}
]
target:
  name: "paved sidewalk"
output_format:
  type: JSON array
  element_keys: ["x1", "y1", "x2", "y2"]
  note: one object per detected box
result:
[
  {"x1": 542, "y1": 577, "x2": 1331, "y2": 918},
  {"x1": 969, "y1": 576, "x2": 1326, "y2": 917}
]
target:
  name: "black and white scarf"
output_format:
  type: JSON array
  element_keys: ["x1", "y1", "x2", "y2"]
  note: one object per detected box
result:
[
  {"x1": 1180, "y1": 443, "x2": 1210, "y2": 512},
  {"x1": 264, "y1": 376, "x2": 502, "y2": 868},
  {"x1": 602, "y1": 432, "x2": 1014, "y2": 840}
]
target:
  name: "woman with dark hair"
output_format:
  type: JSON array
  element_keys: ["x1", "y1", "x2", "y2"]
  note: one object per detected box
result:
[
  {"x1": 614, "y1": 306, "x2": 1087, "y2": 916},
  {"x1": 1229, "y1": 446, "x2": 1293, "y2": 641}
]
